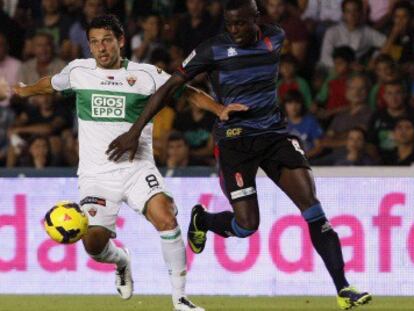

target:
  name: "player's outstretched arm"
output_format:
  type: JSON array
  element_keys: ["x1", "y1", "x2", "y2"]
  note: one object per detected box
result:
[
  {"x1": 13, "y1": 76, "x2": 54, "y2": 98},
  {"x1": 106, "y1": 74, "x2": 186, "y2": 162},
  {"x1": 184, "y1": 85, "x2": 248, "y2": 121}
]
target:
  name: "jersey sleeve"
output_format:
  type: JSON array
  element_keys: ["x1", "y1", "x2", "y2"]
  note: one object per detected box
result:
[
  {"x1": 149, "y1": 65, "x2": 171, "y2": 91},
  {"x1": 175, "y1": 40, "x2": 214, "y2": 81},
  {"x1": 50, "y1": 61, "x2": 75, "y2": 91}
]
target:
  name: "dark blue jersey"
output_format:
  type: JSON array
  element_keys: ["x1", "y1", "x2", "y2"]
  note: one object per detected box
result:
[{"x1": 175, "y1": 24, "x2": 287, "y2": 141}]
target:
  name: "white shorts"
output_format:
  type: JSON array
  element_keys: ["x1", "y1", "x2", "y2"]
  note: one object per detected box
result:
[{"x1": 78, "y1": 160, "x2": 170, "y2": 237}]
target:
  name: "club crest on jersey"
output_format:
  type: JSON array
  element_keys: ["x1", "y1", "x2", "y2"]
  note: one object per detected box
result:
[
  {"x1": 126, "y1": 75, "x2": 137, "y2": 86},
  {"x1": 227, "y1": 47, "x2": 238, "y2": 57},
  {"x1": 87, "y1": 207, "x2": 97, "y2": 217}
]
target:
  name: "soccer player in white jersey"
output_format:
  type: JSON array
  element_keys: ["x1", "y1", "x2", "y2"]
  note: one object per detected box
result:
[{"x1": 13, "y1": 14, "x2": 245, "y2": 311}]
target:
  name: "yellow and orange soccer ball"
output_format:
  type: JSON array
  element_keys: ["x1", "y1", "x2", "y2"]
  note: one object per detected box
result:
[{"x1": 44, "y1": 201, "x2": 88, "y2": 244}]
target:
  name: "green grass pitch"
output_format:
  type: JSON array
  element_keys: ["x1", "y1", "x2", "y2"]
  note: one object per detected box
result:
[{"x1": 1, "y1": 295, "x2": 413, "y2": 311}]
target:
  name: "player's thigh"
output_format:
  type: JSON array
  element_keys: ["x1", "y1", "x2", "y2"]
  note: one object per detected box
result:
[
  {"x1": 216, "y1": 138, "x2": 260, "y2": 204},
  {"x1": 260, "y1": 136, "x2": 318, "y2": 211},
  {"x1": 125, "y1": 160, "x2": 175, "y2": 218},
  {"x1": 78, "y1": 174, "x2": 122, "y2": 240}
]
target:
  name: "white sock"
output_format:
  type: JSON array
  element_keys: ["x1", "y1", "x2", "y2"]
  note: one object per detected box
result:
[
  {"x1": 89, "y1": 240, "x2": 128, "y2": 269},
  {"x1": 160, "y1": 226, "x2": 187, "y2": 304}
]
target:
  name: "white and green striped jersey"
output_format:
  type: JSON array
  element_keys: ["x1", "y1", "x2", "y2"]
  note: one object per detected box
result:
[{"x1": 51, "y1": 58, "x2": 170, "y2": 175}]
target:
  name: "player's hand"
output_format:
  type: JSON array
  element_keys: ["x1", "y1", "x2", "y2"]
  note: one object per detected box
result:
[
  {"x1": 106, "y1": 130, "x2": 140, "y2": 162},
  {"x1": 219, "y1": 103, "x2": 249, "y2": 121},
  {"x1": 12, "y1": 82, "x2": 29, "y2": 97}
]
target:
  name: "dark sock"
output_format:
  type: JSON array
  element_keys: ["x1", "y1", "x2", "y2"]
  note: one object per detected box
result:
[
  {"x1": 303, "y1": 204, "x2": 349, "y2": 293},
  {"x1": 201, "y1": 211, "x2": 235, "y2": 238}
]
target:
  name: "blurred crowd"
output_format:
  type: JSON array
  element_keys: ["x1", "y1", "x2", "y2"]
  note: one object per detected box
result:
[{"x1": 1, "y1": 0, "x2": 414, "y2": 169}]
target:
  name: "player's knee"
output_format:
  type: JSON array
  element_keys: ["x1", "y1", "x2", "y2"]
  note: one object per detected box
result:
[
  {"x1": 82, "y1": 227, "x2": 111, "y2": 255},
  {"x1": 152, "y1": 213, "x2": 178, "y2": 231},
  {"x1": 231, "y1": 218, "x2": 257, "y2": 238}
]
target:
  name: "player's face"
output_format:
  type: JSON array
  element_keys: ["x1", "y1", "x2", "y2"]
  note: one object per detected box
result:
[
  {"x1": 346, "y1": 130, "x2": 364, "y2": 152},
  {"x1": 343, "y1": 2, "x2": 362, "y2": 28},
  {"x1": 167, "y1": 140, "x2": 189, "y2": 164},
  {"x1": 346, "y1": 76, "x2": 367, "y2": 105},
  {"x1": 384, "y1": 85, "x2": 405, "y2": 110},
  {"x1": 394, "y1": 120, "x2": 414, "y2": 145},
  {"x1": 285, "y1": 101, "x2": 301, "y2": 118},
  {"x1": 224, "y1": 7, "x2": 258, "y2": 46},
  {"x1": 89, "y1": 28, "x2": 124, "y2": 69}
]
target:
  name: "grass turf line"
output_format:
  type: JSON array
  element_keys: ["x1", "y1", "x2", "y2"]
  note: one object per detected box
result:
[{"x1": 0, "y1": 295, "x2": 413, "y2": 311}]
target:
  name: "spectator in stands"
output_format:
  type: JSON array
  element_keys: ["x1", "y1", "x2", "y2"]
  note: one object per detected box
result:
[
  {"x1": 6, "y1": 94, "x2": 70, "y2": 167},
  {"x1": 321, "y1": 73, "x2": 372, "y2": 149},
  {"x1": 319, "y1": 0, "x2": 392, "y2": 69},
  {"x1": 0, "y1": 33, "x2": 21, "y2": 108},
  {"x1": 131, "y1": 14, "x2": 166, "y2": 63},
  {"x1": 62, "y1": 0, "x2": 83, "y2": 21},
  {"x1": 27, "y1": 0, "x2": 73, "y2": 60},
  {"x1": 369, "y1": 54, "x2": 398, "y2": 110},
  {"x1": 385, "y1": 1, "x2": 414, "y2": 64},
  {"x1": 69, "y1": 0, "x2": 106, "y2": 59},
  {"x1": 19, "y1": 136, "x2": 52, "y2": 168},
  {"x1": 302, "y1": 0, "x2": 343, "y2": 27},
  {"x1": 277, "y1": 54, "x2": 312, "y2": 107},
  {"x1": 364, "y1": 0, "x2": 392, "y2": 31},
  {"x1": 313, "y1": 127, "x2": 375, "y2": 165},
  {"x1": 149, "y1": 48, "x2": 171, "y2": 71},
  {"x1": 368, "y1": 79, "x2": 414, "y2": 155},
  {"x1": 17, "y1": 32, "x2": 66, "y2": 85},
  {"x1": 314, "y1": 46, "x2": 355, "y2": 121},
  {"x1": 283, "y1": 90, "x2": 324, "y2": 159},
  {"x1": 174, "y1": 0, "x2": 221, "y2": 56},
  {"x1": 332, "y1": 127, "x2": 376, "y2": 165},
  {"x1": 173, "y1": 87, "x2": 215, "y2": 165},
  {"x1": 165, "y1": 131, "x2": 192, "y2": 169},
  {"x1": 382, "y1": 117, "x2": 414, "y2": 165},
  {"x1": 0, "y1": 0, "x2": 25, "y2": 58},
  {"x1": 263, "y1": 0, "x2": 309, "y2": 64}
]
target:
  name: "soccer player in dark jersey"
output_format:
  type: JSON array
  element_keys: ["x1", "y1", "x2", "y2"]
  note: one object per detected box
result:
[{"x1": 106, "y1": 0, "x2": 372, "y2": 308}]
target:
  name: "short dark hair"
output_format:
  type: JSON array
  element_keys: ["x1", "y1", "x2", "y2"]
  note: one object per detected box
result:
[
  {"x1": 225, "y1": 0, "x2": 258, "y2": 14},
  {"x1": 395, "y1": 117, "x2": 414, "y2": 129},
  {"x1": 374, "y1": 53, "x2": 394, "y2": 66},
  {"x1": 86, "y1": 14, "x2": 124, "y2": 40},
  {"x1": 332, "y1": 46, "x2": 355, "y2": 63},
  {"x1": 384, "y1": 79, "x2": 407, "y2": 93},
  {"x1": 341, "y1": 0, "x2": 363, "y2": 12},
  {"x1": 283, "y1": 90, "x2": 307, "y2": 116},
  {"x1": 149, "y1": 48, "x2": 171, "y2": 66}
]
